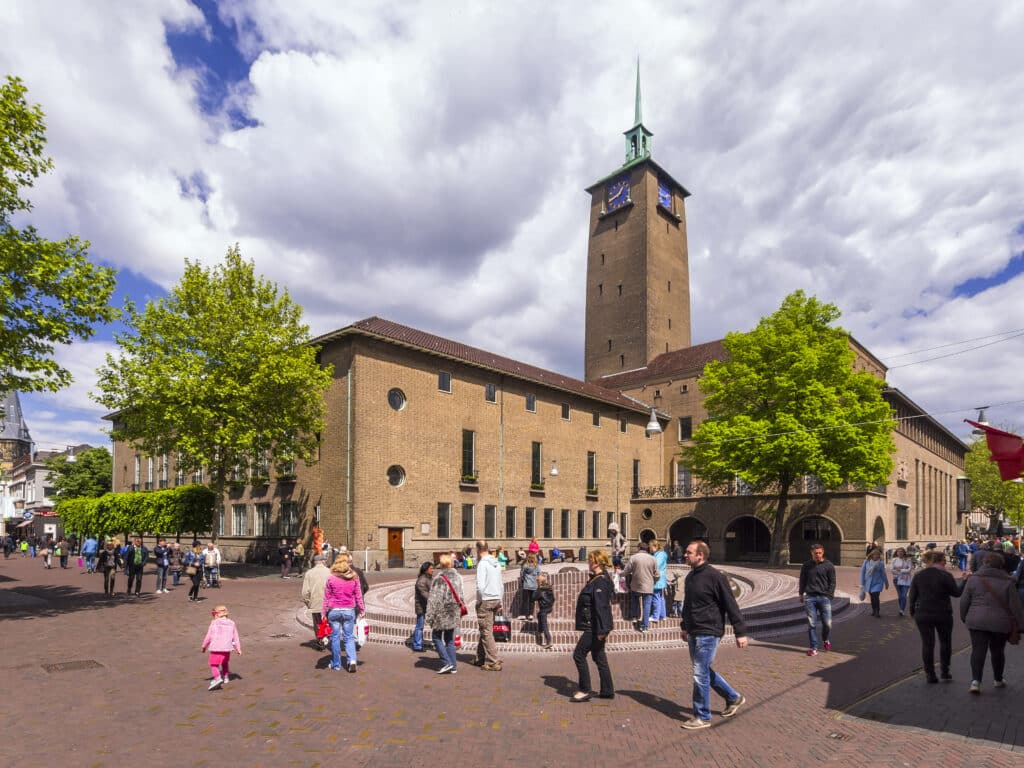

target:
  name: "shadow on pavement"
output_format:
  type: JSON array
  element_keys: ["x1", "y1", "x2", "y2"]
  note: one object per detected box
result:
[
  {"x1": 541, "y1": 674, "x2": 575, "y2": 696},
  {"x1": 0, "y1": 583, "x2": 161, "y2": 619},
  {"x1": 618, "y1": 689, "x2": 687, "y2": 720}
]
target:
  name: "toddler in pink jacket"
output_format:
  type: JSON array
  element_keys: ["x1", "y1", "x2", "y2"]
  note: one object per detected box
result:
[{"x1": 202, "y1": 605, "x2": 242, "y2": 690}]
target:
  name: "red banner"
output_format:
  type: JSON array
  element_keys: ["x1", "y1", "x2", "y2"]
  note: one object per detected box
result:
[{"x1": 965, "y1": 420, "x2": 1024, "y2": 481}]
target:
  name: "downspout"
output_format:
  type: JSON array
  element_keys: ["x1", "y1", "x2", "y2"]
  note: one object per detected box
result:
[
  {"x1": 345, "y1": 362, "x2": 353, "y2": 550},
  {"x1": 499, "y1": 375, "x2": 505, "y2": 537}
]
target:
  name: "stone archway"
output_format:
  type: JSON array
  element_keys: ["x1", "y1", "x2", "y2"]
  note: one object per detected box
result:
[
  {"x1": 638, "y1": 528, "x2": 657, "y2": 545},
  {"x1": 871, "y1": 517, "x2": 885, "y2": 552},
  {"x1": 788, "y1": 515, "x2": 843, "y2": 565},
  {"x1": 669, "y1": 516, "x2": 709, "y2": 548},
  {"x1": 724, "y1": 516, "x2": 771, "y2": 562}
]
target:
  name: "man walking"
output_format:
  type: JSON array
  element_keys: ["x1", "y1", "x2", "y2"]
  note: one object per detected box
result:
[
  {"x1": 799, "y1": 543, "x2": 836, "y2": 656},
  {"x1": 680, "y1": 540, "x2": 748, "y2": 730},
  {"x1": 301, "y1": 554, "x2": 331, "y2": 648},
  {"x1": 473, "y1": 540, "x2": 503, "y2": 671},
  {"x1": 124, "y1": 537, "x2": 148, "y2": 596},
  {"x1": 81, "y1": 535, "x2": 98, "y2": 573},
  {"x1": 623, "y1": 540, "x2": 658, "y2": 632}
]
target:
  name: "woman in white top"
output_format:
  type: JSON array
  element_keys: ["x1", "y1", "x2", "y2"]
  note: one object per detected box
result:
[{"x1": 890, "y1": 547, "x2": 914, "y2": 617}]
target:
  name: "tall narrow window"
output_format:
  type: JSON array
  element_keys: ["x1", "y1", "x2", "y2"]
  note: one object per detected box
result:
[
  {"x1": 437, "y1": 503, "x2": 451, "y2": 539},
  {"x1": 218, "y1": 508, "x2": 226, "y2": 536},
  {"x1": 525, "y1": 507, "x2": 535, "y2": 538},
  {"x1": 678, "y1": 416, "x2": 693, "y2": 441},
  {"x1": 617, "y1": 284, "x2": 623, "y2": 296},
  {"x1": 160, "y1": 454, "x2": 169, "y2": 488},
  {"x1": 438, "y1": 371, "x2": 452, "y2": 393},
  {"x1": 526, "y1": 394, "x2": 537, "y2": 413},
  {"x1": 577, "y1": 509, "x2": 586, "y2": 538},
  {"x1": 254, "y1": 503, "x2": 270, "y2": 536},
  {"x1": 632, "y1": 459, "x2": 640, "y2": 496},
  {"x1": 484, "y1": 383, "x2": 497, "y2": 403},
  {"x1": 280, "y1": 501, "x2": 298, "y2": 537},
  {"x1": 462, "y1": 429, "x2": 476, "y2": 479},
  {"x1": 592, "y1": 410, "x2": 600, "y2": 427},
  {"x1": 505, "y1": 506, "x2": 516, "y2": 539},
  {"x1": 560, "y1": 509, "x2": 570, "y2": 538},
  {"x1": 895, "y1": 504, "x2": 908, "y2": 540},
  {"x1": 543, "y1": 508, "x2": 553, "y2": 539},
  {"x1": 677, "y1": 464, "x2": 692, "y2": 496},
  {"x1": 233, "y1": 504, "x2": 247, "y2": 536},
  {"x1": 484, "y1": 505, "x2": 496, "y2": 539},
  {"x1": 607, "y1": 339, "x2": 612, "y2": 351},
  {"x1": 592, "y1": 510, "x2": 601, "y2": 538},
  {"x1": 619, "y1": 512, "x2": 628, "y2": 540},
  {"x1": 561, "y1": 403, "x2": 570, "y2": 420},
  {"x1": 531, "y1": 442, "x2": 543, "y2": 486},
  {"x1": 587, "y1": 451, "x2": 597, "y2": 492},
  {"x1": 146, "y1": 457, "x2": 154, "y2": 490},
  {"x1": 461, "y1": 504, "x2": 474, "y2": 538},
  {"x1": 620, "y1": 354, "x2": 625, "y2": 368},
  {"x1": 620, "y1": 415, "x2": 627, "y2": 433},
  {"x1": 133, "y1": 456, "x2": 141, "y2": 490}
]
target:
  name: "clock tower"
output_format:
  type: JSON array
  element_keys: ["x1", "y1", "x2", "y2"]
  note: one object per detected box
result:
[{"x1": 583, "y1": 65, "x2": 692, "y2": 382}]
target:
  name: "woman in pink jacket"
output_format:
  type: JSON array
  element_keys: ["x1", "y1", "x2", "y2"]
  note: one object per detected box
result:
[
  {"x1": 324, "y1": 553, "x2": 365, "y2": 672},
  {"x1": 201, "y1": 605, "x2": 242, "y2": 690}
]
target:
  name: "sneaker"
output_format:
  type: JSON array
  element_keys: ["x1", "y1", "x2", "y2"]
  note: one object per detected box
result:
[
  {"x1": 482, "y1": 662, "x2": 502, "y2": 672},
  {"x1": 994, "y1": 680, "x2": 1006, "y2": 688},
  {"x1": 220, "y1": 675, "x2": 229, "y2": 685},
  {"x1": 807, "y1": 648, "x2": 818, "y2": 657},
  {"x1": 449, "y1": 668, "x2": 457, "y2": 675},
  {"x1": 437, "y1": 664, "x2": 453, "y2": 674},
  {"x1": 823, "y1": 641, "x2": 831, "y2": 652},
  {"x1": 940, "y1": 672, "x2": 952, "y2": 682},
  {"x1": 208, "y1": 678, "x2": 222, "y2": 691},
  {"x1": 681, "y1": 717, "x2": 711, "y2": 730},
  {"x1": 721, "y1": 695, "x2": 746, "y2": 718},
  {"x1": 347, "y1": 663, "x2": 357, "y2": 673},
  {"x1": 969, "y1": 680, "x2": 981, "y2": 694}
]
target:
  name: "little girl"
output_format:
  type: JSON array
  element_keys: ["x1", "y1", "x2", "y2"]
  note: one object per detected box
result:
[
  {"x1": 201, "y1": 605, "x2": 242, "y2": 690},
  {"x1": 535, "y1": 572, "x2": 555, "y2": 649}
]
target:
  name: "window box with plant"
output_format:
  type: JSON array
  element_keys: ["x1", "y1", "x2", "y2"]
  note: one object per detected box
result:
[
  {"x1": 530, "y1": 481, "x2": 545, "y2": 496},
  {"x1": 460, "y1": 474, "x2": 479, "y2": 487},
  {"x1": 586, "y1": 486, "x2": 599, "y2": 499},
  {"x1": 275, "y1": 473, "x2": 297, "y2": 483}
]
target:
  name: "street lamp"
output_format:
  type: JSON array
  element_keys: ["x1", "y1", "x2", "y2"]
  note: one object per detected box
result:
[
  {"x1": 645, "y1": 408, "x2": 662, "y2": 436},
  {"x1": 549, "y1": 460, "x2": 559, "y2": 477},
  {"x1": 971, "y1": 407, "x2": 990, "y2": 435}
]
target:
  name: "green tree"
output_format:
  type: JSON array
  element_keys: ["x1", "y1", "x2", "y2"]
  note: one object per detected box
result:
[
  {"x1": 93, "y1": 245, "x2": 333, "y2": 514},
  {"x1": 44, "y1": 446, "x2": 112, "y2": 499},
  {"x1": 0, "y1": 76, "x2": 118, "y2": 393},
  {"x1": 964, "y1": 435, "x2": 1024, "y2": 532},
  {"x1": 682, "y1": 290, "x2": 896, "y2": 566}
]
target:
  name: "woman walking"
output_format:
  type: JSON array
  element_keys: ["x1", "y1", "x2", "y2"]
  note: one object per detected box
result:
[
  {"x1": 570, "y1": 549, "x2": 615, "y2": 702},
  {"x1": 519, "y1": 553, "x2": 540, "y2": 619},
  {"x1": 890, "y1": 548, "x2": 914, "y2": 617},
  {"x1": 185, "y1": 544, "x2": 204, "y2": 602},
  {"x1": 98, "y1": 539, "x2": 122, "y2": 596},
  {"x1": 908, "y1": 550, "x2": 968, "y2": 682},
  {"x1": 651, "y1": 539, "x2": 669, "y2": 622},
  {"x1": 425, "y1": 553, "x2": 465, "y2": 674},
  {"x1": 860, "y1": 548, "x2": 889, "y2": 617},
  {"x1": 168, "y1": 542, "x2": 185, "y2": 588},
  {"x1": 960, "y1": 551, "x2": 1024, "y2": 693},
  {"x1": 323, "y1": 553, "x2": 365, "y2": 672}
]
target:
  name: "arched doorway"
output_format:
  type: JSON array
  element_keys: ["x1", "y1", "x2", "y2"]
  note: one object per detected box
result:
[
  {"x1": 871, "y1": 517, "x2": 885, "y2": 552},
  {"x1": 724, "y1": 516, "x2": 771, "y2": 562},
  {"x1": 638, "y1": 528, "x2": 657, "y2": 545},
  {"x1": 788, "y1": 516, "x2": 843, "y2": 565},
  {"x1": 669, "y1": 517, "x2": 708, "y2": 548}
]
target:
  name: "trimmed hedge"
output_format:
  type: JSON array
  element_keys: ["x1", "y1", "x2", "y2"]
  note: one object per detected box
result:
[{"x1": 55, "y1": 485, "x2": 215, "y2": 537}]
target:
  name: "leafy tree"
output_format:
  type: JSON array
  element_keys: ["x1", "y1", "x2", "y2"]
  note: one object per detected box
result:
[
  {"x1": 0, "y1": 76, "x2": 118, "y2": 393},
  {"x1": 44, "y1": 446, "x2": 112, "y2": 499},
  {"x1": 93, "y1": 245, "x2": 333, "y2": 513},
  {"x1": 56, "y1": 485, "x2": 215, "y2": 539},
  {"x1": 682, "y1": 290, "x2": 895, "y2": 566},
  {"x1": 964, "y1": 434, "x2": 1024, "y2": 532}
]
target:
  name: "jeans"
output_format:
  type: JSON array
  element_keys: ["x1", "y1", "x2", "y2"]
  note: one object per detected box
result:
[
  {"x1": 520, "y1": 588, "x2": 536, "y2": 617},
  {"x1": 652, "y1": 588, "x2": 667, "y2": 620},
  {"x1": 632, "y1": 592, "x2": 654, "y2": 629},
  {"x1": 895, "y1": 584, "x2": 910, "y2": 613},
  {"x1": 433, "y1": 628, "x2": 457, "y2": 669},
  {"x1": 868, "y1": 591, "x2": 881, "y2": 615},
  {"x1": 537, "y1": 610, "x2": 551, "y2": 645},
  {"x1": 573, "y1": 631, "x2": 614, "y2": 696},
  {"x1": 189, "y1": 571, "x2": 202, "y2": 599},
  {"x1": 204, "y1": 565, "x2": 218, "y2": 586},
  {"x1": 127, "y1": 567, "x2": 143, "y2": 594},
  {"x1": 958, "y1": 555, "x2": 968, "y2": 571},
  {"x1": 915, "y1": 616, "x2": 953, "y2": 677},
  {"x1": 804, "y1": 596, "x2": 832, "y2": 650},
  {"x1": 328, "y1": 608, "x2": 357, "y2": 669},
  {"x1": 85, "y1": 553, "x2": 97, "y2": 573},
  {"x1": 155, "y1": 564, "x2": 169, "y2": 591},
  {"x1": 688, "y1": 634, "x2": 740, "y2": 721},
  {"x1": 969, "y1": 629, "x2": 1008, "y2": 682},
  {"x1": 171, "y1": 569, "x2": 181, "y2": 586},
  {"x1": 413, "y1": 613, "x2": 426, "y2": 650},
  {"x1": 475, "y1": 599, "x2": 501, "y2": 665},
  {"x1": 103, "y1": 568, "x2": 117, "y2": 595}
]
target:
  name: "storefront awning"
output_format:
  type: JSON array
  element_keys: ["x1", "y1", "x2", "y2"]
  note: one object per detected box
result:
[{"x1": 15, "y1": 519, "x2": 33, "y2": 527}]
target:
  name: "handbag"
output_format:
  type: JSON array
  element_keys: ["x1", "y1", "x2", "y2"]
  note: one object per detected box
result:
[
  {"x1": 185, "y1": 565, "x2": 198, "y2": 576},
  {"x1": 355, "y1": 616, "x2": 369, "y2": 647},
  {"x1": 441, "y1": 575, "x2": 468, "y2": 616},
  {"x1": 978, "y1": 574, "x2": 1021, "y2": 645},
  {"x1": 316, "y1": 614, "x2": 331, "y2": 640}
]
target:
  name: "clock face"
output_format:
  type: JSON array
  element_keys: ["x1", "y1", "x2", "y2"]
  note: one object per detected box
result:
[
  {"x1": 606, "y1": 176, "x2": 630, "y2": 211},
  {"x1": 658, "y1": 180, "x2": 672, "y2": 210}
]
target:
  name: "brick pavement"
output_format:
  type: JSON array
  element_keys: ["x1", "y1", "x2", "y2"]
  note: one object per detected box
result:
[{"x1": 1, "y1": 555, "x2": 1021, "y2": 767}]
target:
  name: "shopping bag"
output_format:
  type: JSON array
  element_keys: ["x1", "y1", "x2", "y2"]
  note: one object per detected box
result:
[
  {"x1": 316, "y1": 614, "x2": 331, "y2": 640},
  {"x1": 355, "y1": 616, "x2": 369, "y2": 647},
  {"x1": 77, "y1": 557, "x2": 84, "y2": 568}
]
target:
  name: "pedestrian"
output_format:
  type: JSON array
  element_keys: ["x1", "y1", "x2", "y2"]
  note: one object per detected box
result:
[
  {"x1": 152, "y1": 538, "x2": 171, "y2": 593},
  {"x1": 292, "y1": 539, "x2": 305, "y2": 575},
  {"x1": 799, "y1": 542, "x2": 836, "y2": 656},
  {"x1": 679, "y1": 540, "x2": 748, "y2": 730},
  {"x1": 473, "y1": 540, "x2": 503, "y2": 671},
  {"x1": 518, "y1": 552, "x2": 540, "y2": 620},
  {"x1": 124, "y1": 537, "x2": 148, "y2": 596},
  {"x1": 527, "y1": 536, "x2": 542, "y2": 563},
  {"x1": 535, "y1": 572, "x2": 555, "y2": 649},
  {"x1": 98, "y1": 539, "x2": 122, "y2": 596},
  {"x1": 954, "y1": 540, "x2": 969, "y2": 571},
  {"x1": 301, "y1": 554, "x2": 331, "y2": 648},
  {"x1": 81, "y1": 535, "x2": 98, "y2": 573},
  {"x1": 201, "y1": 605, "x2": 242, "y2": 690},
  {"x1": 671, "y1": 540, "x2": 683, "y2": 564},
  {"x1": 278, "y1": 539, "x2": 292, "y2": 579},
  {"x1": 859, "y1": 548, "x2": 889, "y2": 617},
  {"x1": 323, "y1": 552, "x2": 365, "y2": 672},
  {"x1": 168, "y1": 542, "x2": 184, "y2": 587},
  {"x1": 425, "y1": 552, "x2": 464, "y2": 674},
  {"x1": 866, "y1": 540, "x2": 881, "y2": 557},
  {"x1": 890, "y1": 547, "x2": 914, "y2": 617},
  {"x1": 623, "y1": 540, "x2": 657, "y2": 632},
  {"x1": 40, "y1": 540, "x2": 52, "y2": 569},
  {"x1": 411, "y1": 561, "x2": 433, "y2": 652},
  {"x1": 669, "y1": 570, "x2": 684, "y2": 617},
  {"x1": 570, "y1": 549, "x2": 614, "y2": 701},
  {"x1": 960, "y1": 551, "x2": 1024, "y2": 694},
  {"x1": 203, "y1": 541, "x2": 221, "y2": 587},
  {"x1": 20, "y1": 539, "x2": 28, "y2": 557},
  {"x1": 651, "y1": 539, "x2": 669, "y2": 622},
  {"x1": 908, "y1": 549, "x2": 968, "y2": 683},
  {"x1": 608, "y1": 522, "x2": 626, "y2": 567},
  {"x1": 185, "y1": 544, "x2": 204, "y2": 601},
  {"x1": 57, "y1": 538, "x2": 70, "y2": 569}
]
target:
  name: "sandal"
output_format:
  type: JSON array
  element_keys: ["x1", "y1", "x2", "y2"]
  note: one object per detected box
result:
[{"x1": 571, "y1": 692, "x2": 592, "y2": 703}]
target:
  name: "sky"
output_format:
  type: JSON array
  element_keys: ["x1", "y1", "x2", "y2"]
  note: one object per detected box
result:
[{"x1": 2, "y1": 0, "x2": 1023, "y2": 453}]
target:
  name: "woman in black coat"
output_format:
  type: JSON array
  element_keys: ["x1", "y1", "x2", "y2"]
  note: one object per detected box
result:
[
  {"x1": 571, "y1": 549, "x2": 615, "y2": 702},
  {"x1": 907, "y1": 550, "x2": 968, "y2": 683}
]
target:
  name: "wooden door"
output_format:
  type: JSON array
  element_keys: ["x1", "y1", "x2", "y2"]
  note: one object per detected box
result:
[{"x1": 387, "y1": 528, "x2": 404, "y2": 568}]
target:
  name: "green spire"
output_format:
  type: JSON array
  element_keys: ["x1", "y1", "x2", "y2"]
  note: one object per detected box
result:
[
  {"x1": 623, "y1": 59, "x2": 653, "y2": 164},
  {"x1": 634, "y1": 57, "x2": 642, "y2": 127}
]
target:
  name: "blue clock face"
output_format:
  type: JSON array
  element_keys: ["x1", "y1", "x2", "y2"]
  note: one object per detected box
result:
[
  {"x1": 658, "y1": 181, "x2": 672, "y2": 210},
  {"x1": 607, "y1": 176, "x2": 630, "y2": 211}
]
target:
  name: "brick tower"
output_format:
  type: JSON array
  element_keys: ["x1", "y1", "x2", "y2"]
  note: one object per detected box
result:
[{"x1": 583, "y1": 63, "x2": 692, "y2": 382}]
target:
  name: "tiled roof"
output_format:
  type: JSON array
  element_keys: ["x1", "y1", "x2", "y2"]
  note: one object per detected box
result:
[
  {"x1": 597, "y1": 339, "x2": 728, "y2": 389},
  {"x1": 311, "y1": 317, "x2": 655, "y2": 415}
]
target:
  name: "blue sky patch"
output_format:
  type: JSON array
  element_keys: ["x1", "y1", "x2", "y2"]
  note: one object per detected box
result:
[{"x1": 952, "y1": 250, "x2": 1024, "y2": 299}]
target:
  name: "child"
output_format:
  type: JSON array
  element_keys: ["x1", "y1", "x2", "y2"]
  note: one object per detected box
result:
[
  {"x1": 201, "y1": 605, "x2": 242, "y2": 690},
  {"x1": 535, "y1": 572, "x2": 555, "y2": 649},
  {"x1": 669, "y1": 571, "x2": 684, "y2": 617}
]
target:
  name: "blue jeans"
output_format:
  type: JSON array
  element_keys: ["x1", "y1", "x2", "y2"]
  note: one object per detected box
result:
[
  {"x1": 154, "y1": 564, "x2": 169, "y2": 591},
  {"x1": 633, "y1": 593, "x2": 654, "y2": 629},
  {"x1": 328, "y1": 608, "x2": 357, "y2": 669},
  {"x1": 413, "y1": 613, "x2": 426, "y2": 650},
  {"x1": 84, "y1": 553, "x2": 97, "y2": 572},
  {"x1": 652, "y1": 588, "x2": 667, "y2": 620},
  {"x1": 804, "y1": 596, "x2": 832, "y2": 650},
  {"x1": 433, "y1": 628, "x2": 456, "y2": 669},
  {"x1": 895, "y1": 584, "x2": 909, "y2": 613},
  {"x1": 688, "y1": 634, "x2": 740, "y2": 721}
]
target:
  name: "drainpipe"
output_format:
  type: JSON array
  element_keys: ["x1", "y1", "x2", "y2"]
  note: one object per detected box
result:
[
  {"x1": 499, "y1": 375, "x2": 505, "y2": 537},
  {"x1": 345, "y1": 362, "x2": 353, "y2": 550}
]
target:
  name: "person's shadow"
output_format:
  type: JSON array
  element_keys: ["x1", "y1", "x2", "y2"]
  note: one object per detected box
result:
[
  {"x1": 541, "y1": 674, "x2": 576, "y2": 697},
  {"x1": 617, "y1": 689, "x2": 688, "y2": 721}
]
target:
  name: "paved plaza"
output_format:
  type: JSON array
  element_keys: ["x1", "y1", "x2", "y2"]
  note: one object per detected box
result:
[{"x1": 1, "y1": 554, "x2": 1021, "y2": 767}]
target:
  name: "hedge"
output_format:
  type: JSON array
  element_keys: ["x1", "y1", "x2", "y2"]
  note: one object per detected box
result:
[{"x1": 55, "y1": 485, "x2": 216, "y2": 537}]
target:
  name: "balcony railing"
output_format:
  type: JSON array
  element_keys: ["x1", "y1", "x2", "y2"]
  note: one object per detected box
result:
[{"x1": 632, "y1": 477, "x2": 880, "y2": 500}]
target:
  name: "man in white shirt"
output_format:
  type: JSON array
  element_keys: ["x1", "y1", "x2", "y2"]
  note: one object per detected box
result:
[
  {"x1": 474, "y1": 540, "x2": 503, "y2": 671},
  {"x1": 203, "y1": 541, "x2": 221, "y2": 587}
]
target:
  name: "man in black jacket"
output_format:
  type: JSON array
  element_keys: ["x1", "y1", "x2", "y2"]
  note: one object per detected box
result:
[
  {"x1": 680, "y1": 540, "x2": 748, "y2": 730},
  {"x1": 124, "y1": 538, "x2": 149, "y2": 596},
  {"x1": 798, "y1": 543, "x2": 836, "y2": 656}
]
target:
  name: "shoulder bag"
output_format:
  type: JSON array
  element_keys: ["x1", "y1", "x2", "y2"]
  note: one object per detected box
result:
[
  {"x1": 440, "y1": 575, "x2": 468, "y2": 616},
  {"x1": 978, "y1": 575, "x2": 1021, "y2": 645}
]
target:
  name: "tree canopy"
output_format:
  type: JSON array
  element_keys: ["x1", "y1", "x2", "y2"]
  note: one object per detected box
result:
[
  {"x1": 0, "y1": 76, "x2": 118, "y2": 394},
  {"x1": 93, "y1": 245, "x2": 333, "y2": 504},
  {"x1": 964, "y1": 434, "x2": 1024, "y2": 532},
  {"x1": 682, "y1": 290, "x2": 895, "y2": 566},
  {"x1": 44, "y1": 446, "x2": 112, "y2": 499},
  {"x1": 56, "y1": 485, "x2": 216, "y2": 538}
]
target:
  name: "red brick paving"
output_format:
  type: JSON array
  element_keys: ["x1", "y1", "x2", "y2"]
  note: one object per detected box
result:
[{"x1": 1, "y1": 555, "x2": 1020, "y2": 767}]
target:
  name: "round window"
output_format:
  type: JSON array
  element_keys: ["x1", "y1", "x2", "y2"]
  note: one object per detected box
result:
[
  {"x1": 387, "y1": 465, "x2": 406, "y2": 487},
  {"x1": 641, "y1": 508, "x2": 653, "y2": 520},
  {"x1": 387, "y1": 388, "x2": 406, "y2": 411}
]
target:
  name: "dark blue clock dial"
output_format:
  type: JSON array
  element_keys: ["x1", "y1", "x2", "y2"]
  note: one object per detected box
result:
[
  {"x1": 607, "y1": 176, "x2": 630, "y2": 211},
  {"x1": 658, "y1": 181, "x2": 672, "y2": 210}
]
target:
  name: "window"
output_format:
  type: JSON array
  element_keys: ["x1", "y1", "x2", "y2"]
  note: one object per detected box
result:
[
  {"x1": 598, "y1": 283, "x2": 603, "y2": 296},
  {"x1": 280, "y1": 502, "x2": 299, "y2": 537},
  {"x1": 632, "y1": 459, "x2": 640, "y2": 496},
  {"x1": 735, "y1": 476, "x2": 753, "y2": 495},
  {"x1": 484, "y1": 505, "x2": 496, "y2": 539},
  {"x1": 461, "y1": 504, "x2": 474, "y2": 538},
  {"x1": 218, "y1": 507, "x2": 226, "y2": 536},
  {"x1": 677, "y1": 464, "x2": 692, "y2": 496},
  {"x1": 484, "y1": 383, "x2": 497, "y2": 403},
  {"x1": 577, "y1": 509, "x2": 586, "y2": 538},
  {"x1": 526, "y1": 394, "x2": 537, "y2": 412},
  {"x1": 133, "y1": 455, "x2": 141, "y2": 490},
  {"x1": 559, "y1": 508, "x2": 569, "y2": 538},
  {"x1": 233, "y1": 504, "x2": 247, "y2": 536},
  {"x1": 587, "y1": 452, "x2": 597, "y2": 492},
  {"x1": 592, "y1": 410, "x2": 600, "y2": 427},
  {"x1": 255, "y1": 503, "x2": 271, "y2": 536},
  {"x1": 561, "y1": 403, "x2": 570, "y2": 420},
  {"x1": 619, "y1": 512, "x2": 628, "y2": 540},
  {"x1": 505, "y1": 506, "x2": 516, "y2": 538},
  {"x1": 592, "y1": 510, "x2": 601, "y2": 538},
  {"x1": 531, "y1": 442, "x2": 543, "y2": 486},
  {"x1": 462, "y1": 429, "x2": 476, "y2": 479},
  {"x1": 607, "y1": 511, "x2": 615, "y2": 531},
  {"x1": 387, "y1": 388, "x2": 406, "y2": 410},
  {"x1": 147, "y1": 457, "x2": 154, "y2": 489},
  {"x1": 896, "y1": 504, "x2": 909, "y2": 540},
  {"x1": 668, "y1": 280, "x2": 672, "y2": 292},
  {"x1": 607, "y1": 339, "x2": 612, "y2": 351},
  {"x1": 617, "y1": 284, "x2": 623, "y2": 296},
  {"x1": 525, "y1": 507, "x2": 535, "y2": 538},
  {"x1": 678, "y1": 416, "x2": 693, "y2": 441},
  {"x1": 387, "y1": 465, "x2": 406, "y2": 487},
  {"x1": 255, "y1": 450, "x2": 270, "y2": 479},
  {"x1": 160, "y1": 455, "x2": 169, "y2": 488},
  {"x1": 192, "y1": 467, "x2": 204, "y2": 484},
  {"x1": 437, "y1": 503, "x2": 451, "y2": 539},
  {"x1": 619, "y1": 354, "x2": 624, "y2": 367},
  {"x1": 620, "y1": 415, "x2": 627, "y2": 433},
  {"x1": 438, "y1": 371, "x2": 452, "y2": 393},
  {"x1": 668, "y1": 317, "x2": 672, "y2": 329},
  {"x1": 543, "y1": 508, "x2": 553, "y2": 539},
  {"x1": 601, "y1": 253, "x2": 605, "y2": 265}
]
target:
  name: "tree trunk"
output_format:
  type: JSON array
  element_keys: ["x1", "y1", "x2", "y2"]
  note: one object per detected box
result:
[{"x1": 768, "y1": 479, "x2": 792, "y2": 568}]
